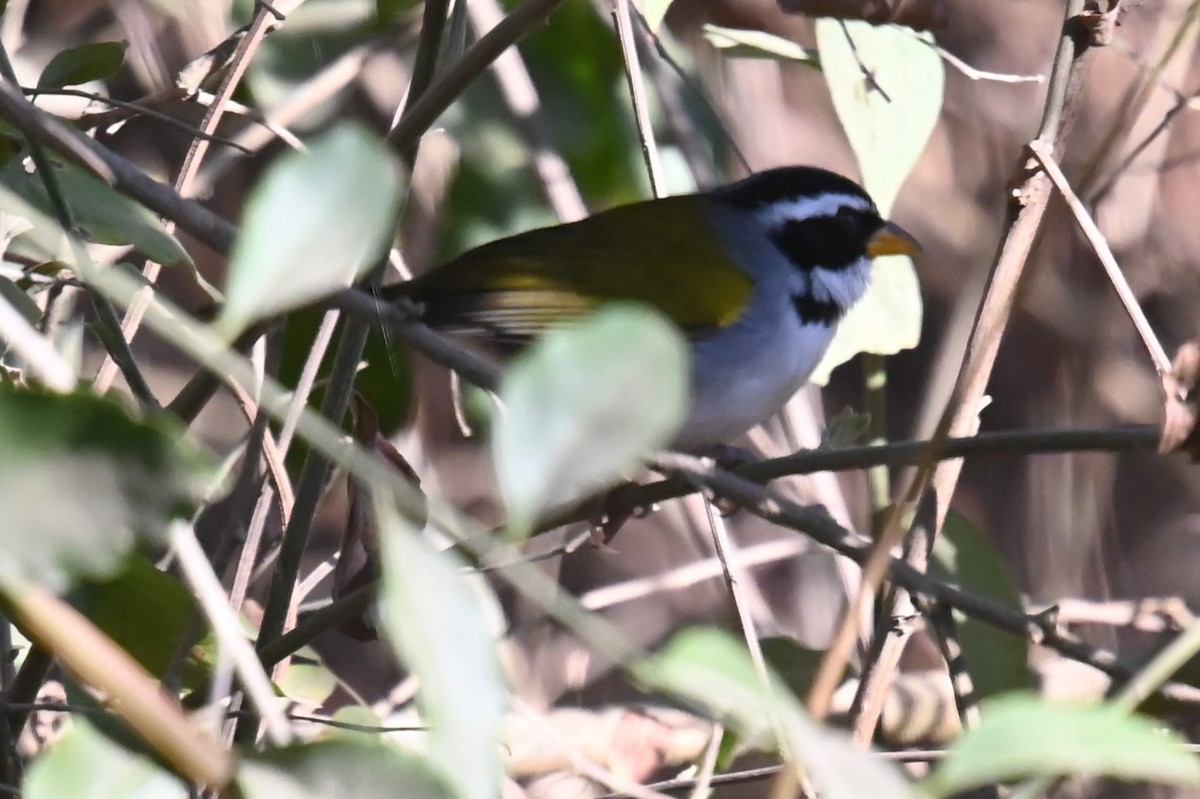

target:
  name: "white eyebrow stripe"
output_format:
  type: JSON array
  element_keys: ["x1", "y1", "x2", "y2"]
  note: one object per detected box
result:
[{"x1": 753, "y1": 192, "x2": 872, "y2": 227}]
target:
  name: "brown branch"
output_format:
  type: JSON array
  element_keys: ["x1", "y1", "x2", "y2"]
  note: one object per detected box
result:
[{"x1": 808, "y1": 0, "x2": 1100, "y2": 730}]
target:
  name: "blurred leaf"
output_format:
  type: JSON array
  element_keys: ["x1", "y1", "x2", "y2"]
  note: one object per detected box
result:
[
  {"x1": 37, "y1": 41, "x2": 128, "y2": 89},
  {"x1": 375, "y1": 0, "x2": 418, "y2": 25},
  {"x1": 218, "y1": 123, "x2": 403, "y2": 336},
  {"x1": 639, "y1": 0, "x2": 673, "y2": 32},
  {"x1": 702, "y1": 24, "x2": 819, "y2": 64},
  {"x1": 25, "y1": 719, "x2": 187, "y2": 799},
  {"x1": 240, "y1": 739, "x2": 454, "y2": 799},
  {"x1": 924, "y1": 694, "x2": 1200, "y2": 797},
  {"x1": 0, "y1": 274, "x2": 42, "y2": 362},
  {"x1": 376, "y1": 501, "x2": 506, "y2": 799},
  {"x1": 0, "y1": 387, "x2": 211, "y2": 592},
  {"x1": 276, "y1": 647, "x2": 339, "y2": 706},
  {"x1": 72, "y1": 554, "x2": 198, "y2": 678},
  {"x1": 761, "y1": 636, "x2": 841, "y2": 698},
  {"x1": 930, "y1": 512, "x2": 1033, "y2": 699},
  {"x1": 494, "y1": 304, "x2": 688, "y2": 536},
  {"x1": 0, "y1": 157, "x2": 191, "y2": 266},
  {"x1": 820, "y1": 406, "x2": 871, "y2": 448},
  {"x1": 810, "y1": 20, "x2": 941, "y2": 383},
  {"x1": 639, "y1": 628, "x2": 913, "y2": 798}
]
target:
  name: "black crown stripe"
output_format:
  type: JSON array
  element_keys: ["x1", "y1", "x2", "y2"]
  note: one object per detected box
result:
[{"x1": 719, "y1": 166, "x2": 872, "y2": 210}]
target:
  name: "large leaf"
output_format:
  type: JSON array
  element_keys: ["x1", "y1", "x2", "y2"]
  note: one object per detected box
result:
[
  {"x1": 0, "y1": 387, "x2": 211, "y2": 591},
  {"x1": 72, "y1": 554, "x2": 198, "y2": 678},
  {"x1": 25, "y1": 719, "x2": 187, "y2": 799},
  {"x1": 930, "y1": 512, "x2": 1033, "y2": 699},
  {"x1": 375, "y1": 501, "x2": 507, "y2": 799},
  {"x1": 639, "y1": 628, "x2": 913, "y2": 799},
  {"x1": 217, "y1": 123, "x2": 403, "y2": 335},
  {"x1": 38, "y1": 41, "x2": 128, "y2": 89},
  {"x1": 240, "y1": 739, "x2": 454, "y2": 799},
  {"x1": 0, "y1": 157, "x2": 190, "y2": 266},
  {"x1": 494, "y1": 304, "x2": 688, "y2": 536},
  {"x1": 924, "y1": 694, "x2": 1200, "y2": 797},
  {"x1": 810, "y1": 20, "x2": 942, "y2": 383}
]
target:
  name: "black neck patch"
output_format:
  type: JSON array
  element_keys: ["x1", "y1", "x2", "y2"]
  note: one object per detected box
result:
[{"x1": 792, "y1": 293, "x2": 843, "y2": 327}]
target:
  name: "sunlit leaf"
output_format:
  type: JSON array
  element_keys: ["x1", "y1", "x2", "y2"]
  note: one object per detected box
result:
[
  {"x1": 703, "y1": 24, "x2": 819, "y2": 64},
  {"x1": 810, "y1": 20, "x2": 942, "y2": 383},
  {"x1": 37, "y1": 41, "x2": 128, "y2": 89},
  {"x1": 495, "y1": 304, "x2": 688, "y2": 536},
  {"x1": 376, "y1": 501, "x2": 506, "y2": 799},
  {"x1": 25, "y1": 719, "x2": 187, "y2": 799},
  {"x1": 240, "y1": 739, "x2": 453, "y2": 799},
  {"x1": 0, "y1": 387, "x2": 211, "y2": 591},
  {"x1": 218, "y1": 123, "x2": 403, "y2": 336},
  {"x1": 0, "y1": 157, "x2": 191, "y2": 266},
  {"x1": 924, "y1": 694, "x2": 1200, "y2": 797},
  {"x1": 639, "y1": 628, "x2": 913, "y2": 799}
]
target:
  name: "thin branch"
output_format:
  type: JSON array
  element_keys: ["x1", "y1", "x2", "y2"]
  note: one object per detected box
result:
[
  {"x1": 1028, "y1": 139, "x2": 1173, "y2": 377},
  {"x1": 613, "y1": 0, "x2": 665, "y2": 196},
  {"x1": 807, "y1": 0, "x2": 1097, "y2": 725},
  {"x1": 169, "y1": 522, "x2": 292, "y2": 746},
  {"x1": 653, "y1": 453, "x2": 1200, "y2": 707}
]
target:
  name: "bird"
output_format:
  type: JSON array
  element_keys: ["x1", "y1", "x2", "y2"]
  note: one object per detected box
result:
[{"x1": 388, "y1": 166, "x2": 919, "y2": 450}]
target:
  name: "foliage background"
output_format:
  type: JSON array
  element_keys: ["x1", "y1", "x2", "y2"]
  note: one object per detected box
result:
[{"x1": 3, "y1": 0, "x2": 1200, "y2": 796}]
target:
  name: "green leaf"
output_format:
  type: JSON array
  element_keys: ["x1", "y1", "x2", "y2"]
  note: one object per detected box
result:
[
  {"x1": 0, "y1": 387, "x2": 211, "y2": 591},
  {"x1": 494, "y1": 304, "x2": 688, "y2": 536},
  {"x1": 702, "y1": 24, "x2": 819, "y2": 64},
  {"x1": 240, "y1": 739, "x2": 454, "y2": 799},
  {"x1": 639, "y1": 628, "x2": 913, "y2": 799},
  {"x1": 37, "y1": 41, "x2": 128, "y2": 89},
  {"x1": 72, "y1": 554, "x2": 198, "y2": 678},
  {"x1": 0, "y1": 157, "x2": 191, "y2": 266},
  {"x1": 25, "y1": 719, "x2": 187, "y2": 799},
  {"x1": 810, "y1": 20, "x2": 942, "y2": 383},
  {"x1": 924, "y1": 694, "x2": 1200, "y2": 797},
  {"x1": 218, "y1": 123, "x2": 404, "y2": 336},
  {"x1": 375, "y1": 501, "x2": 506, "y2": 799},
  {"x1": 930, "y1": 512, "x2": 1033, "y2": 699}
]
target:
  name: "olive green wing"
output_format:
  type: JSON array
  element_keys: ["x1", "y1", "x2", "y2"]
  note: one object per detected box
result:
[{"x1": 404, "y1": 196, "x2": 755, "y2": 342}]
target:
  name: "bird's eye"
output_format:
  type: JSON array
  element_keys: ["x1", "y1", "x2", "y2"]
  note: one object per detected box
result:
[{"x1": 834, "y1": 206, "x2": 860, "y2": 230}]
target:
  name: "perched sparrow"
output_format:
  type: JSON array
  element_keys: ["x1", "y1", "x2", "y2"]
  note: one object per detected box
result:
[{"x1": 390, "y1": 167, "x2": 918, "y2": 449}]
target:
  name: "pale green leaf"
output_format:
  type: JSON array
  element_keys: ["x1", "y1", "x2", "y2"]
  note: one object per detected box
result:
[
  {"x1": 703, "y1": 24, "x2": 818, "y2": 64},
  {"x1": 639, "y1": 628, "x2": 913, "y2": 799},
  {"x1": 638, "y1": 0, "x2": 673, "y2": 32},
  {"x1": 25, "y1": 719, "x2": 187, "y2": 799},
  {"x1": 0, "y1": 387, "x2": 211, "y2": 591},
  {"x1": 810, "y1": 21, "x2": 942, "y2": 382},
  {"x1": 925, "y1": 694, "x2": 1200, "y2": 797},
  {"x1": 0, "y1": 157, "x2": 191, "y2": 266},
  {"x1": 495, "y1": 304, "x2": 688, "y2": 536},
  {"x1": 218, "y1": 123, "x2": 403, "y2": 335},
  {"x1": 376, "y1": 501, "x2": 507, "y2": 799},
  {"x1": 240, "y1": 739, "x2": 453, "y2": 799}
]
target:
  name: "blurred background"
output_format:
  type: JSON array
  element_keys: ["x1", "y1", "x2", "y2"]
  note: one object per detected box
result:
[{"x1": 8, "y1": 0, "x2": 1200, "y2": 791}]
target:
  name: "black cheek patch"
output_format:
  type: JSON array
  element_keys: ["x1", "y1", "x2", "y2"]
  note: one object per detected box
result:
[{"x1": 771, "y1": 218, "x2": 864, "y2": 273}]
